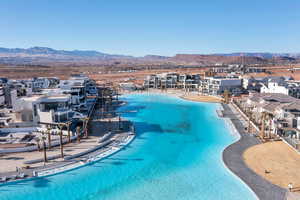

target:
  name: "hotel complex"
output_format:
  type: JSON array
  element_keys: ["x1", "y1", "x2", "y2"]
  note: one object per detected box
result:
[
  {"x1": 143, "y1": 72, "x2": 300, "y2": 150},
  {"x1": 1, "y1": 68, "x2": 300, "y2": 200}
]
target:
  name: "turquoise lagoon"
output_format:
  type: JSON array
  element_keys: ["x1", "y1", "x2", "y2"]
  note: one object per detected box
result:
[{"x1": 0, "y1": 94, "x2": 257, "y2": 200}]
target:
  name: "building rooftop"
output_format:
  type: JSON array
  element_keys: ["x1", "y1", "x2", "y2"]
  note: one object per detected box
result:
[
  {"x1": 37, "y1": 94, "x2": 70, "y2": 103},
  {"x1": 18, "y1": 95, "x2": 42, "y2": 102},
  {"x1": 249, "y1": 93, "x2": 297, "y2": 104}
]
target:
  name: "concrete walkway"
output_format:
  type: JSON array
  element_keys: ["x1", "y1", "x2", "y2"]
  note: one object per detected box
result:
[
  {"x1": 0, "y1": 130, "x2": 134, "y2": 183},
  {"x1": 0, "y1": 100, "x2": 134, "y2": 184},
  {"x1": 286, "y1": 192, "x2": 300, "y2": 200},
  {"x1": 222, "y1": 103, "x2": 287, "y2": 200}
]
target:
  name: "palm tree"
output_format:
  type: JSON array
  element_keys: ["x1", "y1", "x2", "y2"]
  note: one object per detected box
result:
[
  {"x1": 223, "y1": 90, "x2": 230, "y2": 104},
  {"x1": 266, "y1": 113, "x2": 274, "y2": 139},
  {"x1": 34, "y1": 137, "x2": 41, "y2": 151},
  {"x1": 41, "y1": 135, "x2": 48, "y2": 163},
  {"x1": 76, "y1": 126, "x2": 81, "y2": 143},
  {"x1": 84, "y1": 117, "x2": 89, "y2": 138},
  {"x1": 260, "y1": 112, "x2": 267, "y2": 139},
  {"x1": 67, "y1": 122, "x2": 71, "y2": 143},
  {"x1": 115, "y1": 87, "x2": 119, "y2": 101},
  {"x1": 118, "y1": 115, "x2": 121, "y2": 130},
  {"x1": 47, "y1": 126, "x2": 51, "y2": 149},
  {"x1": 59, "y1": 125, "x2": 64, "y2": 158},
  {"x1": 246, "y1": 107, "x2": 253, "y2": 134}
]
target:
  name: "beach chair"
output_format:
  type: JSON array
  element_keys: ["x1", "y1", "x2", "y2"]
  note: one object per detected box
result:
[
  {"x1": 10, "y1": 175, "x2": 17, "y2": 180},
  {"x1": 0, "y1": 176, "x2": 7, "y2": 182},
  {"x1": 17, "y1": 173, "x2": 25, "y2": 179}
]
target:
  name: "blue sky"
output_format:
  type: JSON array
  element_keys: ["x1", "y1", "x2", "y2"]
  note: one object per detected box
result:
[{"x1": 0, "y1": 0, "x2": 299, "y2": 56}]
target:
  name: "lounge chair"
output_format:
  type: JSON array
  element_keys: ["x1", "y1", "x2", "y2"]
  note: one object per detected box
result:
[
  {"x1": 17, "y1": 173, "x2": 25, "y2": 179},
  {"x1": 0, "y1": 176, "x2": 7, "y2": 182},
  {"x1": 10, "y1": 175, "x2": 17, "y2": 180}
]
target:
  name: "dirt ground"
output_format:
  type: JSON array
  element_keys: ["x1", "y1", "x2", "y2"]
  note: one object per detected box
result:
[
  {"x1": 243, "y1": 141, "x2": 300, "y2": 193},
  {"x1": 2, "y1": 64, "x2": 300, "y2": 85}
]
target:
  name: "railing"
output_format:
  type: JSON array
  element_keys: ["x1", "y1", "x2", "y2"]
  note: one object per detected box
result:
[
  {"x1": 0, "y1": 135, "x2": 77, "y2": 154},
  {"x1": 231, "y1": 100, "x2": 260, "y2": 133},
  {"x1": 35, "y1": 130, "x2": 135, "y2": 177},
  {"x1": 282, "y1": 137, "x2": 300, "y2": 151}
]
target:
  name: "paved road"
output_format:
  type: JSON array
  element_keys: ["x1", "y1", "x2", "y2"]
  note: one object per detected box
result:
[{"x1": 222, "y1": 103, "x2": 287, "y2": 200}]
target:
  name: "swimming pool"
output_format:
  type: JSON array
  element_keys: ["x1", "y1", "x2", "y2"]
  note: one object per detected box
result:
[{"x1": 0, "y1": 94, "x2": 257, "y2": 200}]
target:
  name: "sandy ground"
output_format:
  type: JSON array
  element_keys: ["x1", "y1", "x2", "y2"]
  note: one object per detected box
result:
[
  {"x1": 243, "y1": 141, "x2": 300, "y2": 193},
  {"x1": 0, "y1": 136, "x2": 101, "y2": 173},
  {"x1": 123, "y1": 89, "x2": 223, "y2": 103},
  {"x1": 182, "y1": 95, "x2": 223, "y2": 103},
  {"x1": 2, "y1": 64, "x2": 300, "y2": 87},
  {"x1": 0, "y1": 106, "x2": 122, "y2": 173}
]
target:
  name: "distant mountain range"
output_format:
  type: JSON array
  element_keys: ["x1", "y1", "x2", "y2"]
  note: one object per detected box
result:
[
  {"x1": 0, "y1": 46, "x2": 299, "y2": 66},
  {"x1": 213, "y1": 52, "x2": 300, "y2": 59},
  {"x1": 0, "y1": 46, "x2": 132, "y2": 58}
]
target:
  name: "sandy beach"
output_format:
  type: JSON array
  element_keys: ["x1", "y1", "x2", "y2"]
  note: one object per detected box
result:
[
  {"x1": 121, "y1": 89, "x2": 224, "y2": 103},
  {"x1": 244, "y1": 141, "x2": 300, "y2": 193},
  {"x1": 181, "y1": 95, "x2": 223, "y2": 103}
]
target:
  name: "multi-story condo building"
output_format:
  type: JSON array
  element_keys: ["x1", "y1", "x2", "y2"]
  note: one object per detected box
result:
[
  {"x1": 144, "y1": 73, "x2": 201, "y2": 91},
  {"x1": 241, "y1": 92, "x2": 300, "y2": 137},
  {"x1": 0, "y1": 86, "x2": 5, "y2": 107},
  {"x1": 32, "y1": 77, "x2": 59, "y2": 92},
  {"x1": 260, "y1": 79, "x2": 300, "y2": 99},
  {"x1": 13, "y1": 94, "x2": 75, "y2": 125},
  {"x1": 59, "y1": 79, "x2": 87, "y2": 107},
  {"x1": 33, "y1": 95, "x2": 73, "y2": 124},
  {"x1": 144, "y1": 73, "x2": 179, "y2": 89},
  {"x1": 200, "y1": 77, "x2": 242, "y2": 96},
  {"x1": 59, "y1": 74, "x2": 97, "y2": 111},
  {"x1": 4, "y1": 87, "x2": 17, "y2": 108}
]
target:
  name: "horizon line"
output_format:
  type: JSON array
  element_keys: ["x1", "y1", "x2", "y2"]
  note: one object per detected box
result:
[{"x1": 0, "y1": 46, "x2": 300, "y2": 57}]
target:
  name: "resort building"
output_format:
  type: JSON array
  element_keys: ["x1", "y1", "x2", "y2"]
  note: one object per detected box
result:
[
  {"x1": 237, "y1": 92, "x2": 300, "y2": 148},
  {"x1": 12, "y1": 95, "x2": 41, "y2": 126},
  {"x1": 4, "y1": 87, "x2": 17, "y2": 108},
  {"x1": 241, "y1": 76, "x2": 265, "y2": 92},
  {"x1": 6, "y1": 79, "x2": 33, "y2": 97},
  {"x1": 261, "y1": 80, "x2": 300, "y2": 99},
  {"x1": 199, "y1": 76, "x2": 242, "y2": 96},
  {"x1": 178, "y1": 74, "x2": 201, "y2": 91},
  {"x1": 0, "y1": 86, "x2": 5, "y2": 108},
  {"x1": 59, "y1": 79, "x2": 87, "y2": 107},
  {"x1": 211, "y1": 65, "x2": 266, "y2": 74},
  {"x1": 32, "y1": 77, "x2": 59, "y2": 92},
  {"x1": 144, "y1": 73, "x2": 201, "y2": 91},
  {"x1": 144, "y1": 73, "x2": 180, "y2": 89},
  {"x1": 0, "y1": 110, "x2": 13, "y2": 128},
  {"x1": 33, "y1": 94, "x2": 73, "y2": 124},
  {"x1": 11, "y1": 92, "x2": 87, "y2": 127}
]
